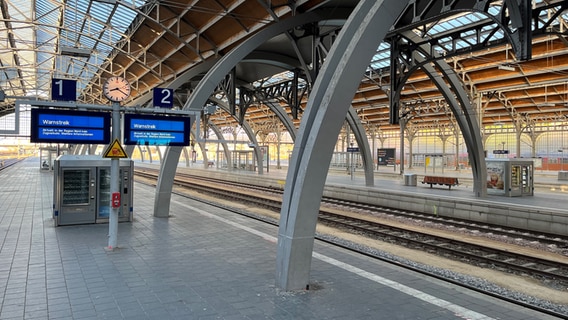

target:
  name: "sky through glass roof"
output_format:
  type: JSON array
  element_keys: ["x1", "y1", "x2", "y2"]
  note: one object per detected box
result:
[{"x1": 0, "y1": 0, "x2": 142, "y2": 101}]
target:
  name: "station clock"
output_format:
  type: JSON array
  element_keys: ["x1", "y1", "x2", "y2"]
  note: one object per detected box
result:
[{"x1": 103, "y1": 76, "x2": 131, "y2": 102}]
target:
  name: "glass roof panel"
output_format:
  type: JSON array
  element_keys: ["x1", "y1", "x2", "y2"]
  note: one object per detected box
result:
[
  {"x1": 50, "y1": 0, "x2": 139, "y2": 98},
  {"x1": 254, "y1": 70, "x2": 298, "y2": 87},
  {"x1": 0, "y1": 0, "x2": 566, "y2": 110},
  {"x1": 369, "y1": 42, "x2": 391, "y2": 70}
]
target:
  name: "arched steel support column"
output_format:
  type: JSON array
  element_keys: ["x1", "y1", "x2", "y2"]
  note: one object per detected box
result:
[
  {"x1": 275, "y1": 0, "x2": 409, "y2": 291},
  {"x1": 125, "y1": 145, "x2": 135, "y2": 159},
  {"x1": 423, "y1": 59, "x2": 486, "y2": 196},
  {"x1": 207, "y1": 122, "x2": 231, "y2": 169},
  {"x1": 154, "y1": 146, "x2": 162, "y2": 164},
  {"x1": 256, "y1": 98, "x2": 297, "y2": 141},
  {"x1": 399, "y1": 31, "x2": 486, "y2": 196},
  {"x1": 151, "y1": 60, "x2": 219, "y2": 216},
  {"x1": 346, "y1": 108, "x2": 374, "y2": 186},
  {"x1": 137, "y1": 145, "x2": 145, "y2": 162},
  {"x1": 189, "y1": 128, "x2": 209, "y2": 168},
  {"x1": 154, "y1": 11, "x2": 333, "y2": 219},
  {"x1": 208, "y1": 97, "x2": 263, "y2": 172},
  {"x1": 262, "y1": 97, "x2": 372, "y2": 185},
  {"x1": 88, "y1": 145, "x2": 97, "y2": 155},
  {"x1": 70, "y1": 144, "x2": 80, "y2": 155},
  {"x1": 154, "y1": 146, "x2": 182, "y2": 218},
  {"x1": 181, "y1": 147, "x2": 190, "y2": 167},
  {"x1": 146, "y1": 146, "x2": 153, "y2": 163}
]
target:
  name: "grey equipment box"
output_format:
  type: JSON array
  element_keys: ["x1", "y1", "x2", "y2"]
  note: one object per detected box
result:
[
  {"x1": 53, "y1": 155, "x2": 133, "y2": 226},
  {"x1": 404, "y1": 173, "x2": 417, "y2": 186}
]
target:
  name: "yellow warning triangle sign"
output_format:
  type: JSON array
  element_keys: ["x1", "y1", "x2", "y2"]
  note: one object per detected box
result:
[{"x1": 103, "y1": 138, "x2": 128, "y2": 158}]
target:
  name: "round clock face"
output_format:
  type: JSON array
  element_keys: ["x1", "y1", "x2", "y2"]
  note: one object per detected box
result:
[{"x1": 103, "y1": 76, "x2": 131, "y2": 102}]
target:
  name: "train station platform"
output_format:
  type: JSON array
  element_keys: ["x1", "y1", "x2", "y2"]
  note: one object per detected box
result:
[
  {"x1": 157, "y1": 160, "x2": 568, "y2": 208},
  {"x1": 143, "y1": 160, "x2": 568, "y2": 237},
  {"x1": 0, "y1": 157, "x2": 564, "y2": 319}
]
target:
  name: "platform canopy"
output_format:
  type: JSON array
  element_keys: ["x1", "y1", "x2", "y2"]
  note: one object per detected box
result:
[{"x1": 0, "y1": 0, "x2": 567, "y2": 133}]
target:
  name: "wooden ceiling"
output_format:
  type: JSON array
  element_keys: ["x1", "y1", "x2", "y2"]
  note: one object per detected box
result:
[{"x1": 32, "y1": 1, "x2": 568, "y2": 137}]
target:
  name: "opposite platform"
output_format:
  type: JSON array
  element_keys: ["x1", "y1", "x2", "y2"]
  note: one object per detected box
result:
[
  {"x1": 140, "y1": 161, "x2": 568, "y2": 236},
  {"x1": 0, "y1": 158, "x2": 563, "y2": 319}
]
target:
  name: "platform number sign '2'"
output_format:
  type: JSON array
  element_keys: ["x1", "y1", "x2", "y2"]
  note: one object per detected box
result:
[
  {"x1": 153, "y1": 88, "x2": 174, "y2": 108},
  {"x1": 51, "y1": 78, "x2": 77, "y2": 101}
]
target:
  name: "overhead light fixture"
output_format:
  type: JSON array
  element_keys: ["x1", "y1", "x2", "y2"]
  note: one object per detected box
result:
[
  {"x1": 539, "y1": 102, "x2": 555, "y2": 107},
  {"x1": 59, "y1": 46, "x2": 91, "y2": 58},
  {"x1": 498, "y1": 64, "x2": 515, "y2": 72}
]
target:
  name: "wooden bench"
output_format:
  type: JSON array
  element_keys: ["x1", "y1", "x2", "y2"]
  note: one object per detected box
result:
[{"x1": 421, "y1": 176, "x2": 459, "y2": 189}]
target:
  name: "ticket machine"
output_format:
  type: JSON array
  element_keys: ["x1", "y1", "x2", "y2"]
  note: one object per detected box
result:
[{"x1": 486, "y1": 159, "x2": 533, "y2": 197}]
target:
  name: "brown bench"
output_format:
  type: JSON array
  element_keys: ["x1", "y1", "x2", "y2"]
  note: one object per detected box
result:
[{"x1": 422, "y1": 176, "x2": 459, "y2": 189}]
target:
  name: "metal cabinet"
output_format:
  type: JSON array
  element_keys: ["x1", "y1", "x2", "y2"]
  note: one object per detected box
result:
[{"x1": 53, "y1": 155, "x2": 133, "y2": 226}]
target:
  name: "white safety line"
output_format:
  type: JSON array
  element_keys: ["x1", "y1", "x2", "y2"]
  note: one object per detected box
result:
[{"x1": 174, "y1": 199, "x2": 495, "y2": 320}]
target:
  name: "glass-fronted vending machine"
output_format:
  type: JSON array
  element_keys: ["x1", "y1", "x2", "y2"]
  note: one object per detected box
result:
[
  {"x1": 486, "y1": 159, "x2": 533, "y2": 197},
  {"x1": 55, "y1": 167, "x2": 96, "y2": 225},
  {"x1": 53, "y1": 155, "x2": 133, "y2": 226}
]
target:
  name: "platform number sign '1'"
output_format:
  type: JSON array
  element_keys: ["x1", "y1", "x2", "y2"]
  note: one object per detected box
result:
[
  {"x1": 153, "y1": 88, "x2": 174, "y2": 108},
  {"x1": 51, "y1": 78, "x2": 77, "y2": 101}
]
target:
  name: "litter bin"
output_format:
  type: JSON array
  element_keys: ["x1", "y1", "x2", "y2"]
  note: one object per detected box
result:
[
  {"x1": 559, "y1": 171, "x2": 568, "y2": 181},
  {"x1": 404, "y1": 173, "x2": 417, "y2": 186}
]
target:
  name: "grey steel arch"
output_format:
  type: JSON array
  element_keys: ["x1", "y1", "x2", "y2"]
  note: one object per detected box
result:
[
  {"x1": 206, "y1": 122, "x2": 232, "y2": 169},
  {"x1": 191, "y1": 129, "x2": 210, "y2": 169},
  {"x1": 180, "y1": 11, "x2": 342, "y2": 114},
  {"x1": 275, "y1": 0, "x2": 409, "y2": 291},
  {"x1": 70, "y1": 145, "x2": 80, "y2": 155},
  {"x1": 154, "y1": 145, "x2": 183, "y2": 218},
  {"x1": 125, "y1": 145, "x2": 135, "y2": 159},
  {"x1": 396, "y1": 31, "x2": 487, "y2": 196},
  {"x1": 255, "y1": 83, "x2": 374, "y2": 185},
  {"x1": 78, "y1": 145, "x2": 88, "y2": 155},
  {"x1": 154, "y1": 11, "x2": 334, "y2": 218},
  {"x1": 88, "y1": 145, "x2": 97, "y2": 155},
  {"x1": 181, "y1": 147, "x2": 190, "y2": 167},
  {"x1": 138, "y1": 146, "x2": 145, "y2": 162},
  {"x1": 220, "y1": 92, "x2": 375, "y2": 184},
  {"x1": 208, "y1": 97, "x2": 263, "y2": 172},
  {"x1": 147, "y1": 146, "x2": 155, "y2": 163},
  {"x1": 156, "y1": 146, "x2": 163, "y2": 164},
  {"x1": 346, "y1": 108, "x2": 374, "y2": 186},
  {"x1": 259, "y1": 98, "x2": 297, "y2": 141},
  {"x1": 188, "y1": 122, "x2": 229, "y2": 169}
]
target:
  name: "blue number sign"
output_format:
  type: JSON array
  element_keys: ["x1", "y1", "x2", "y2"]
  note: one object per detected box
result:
[
  {"x1": 153, "y1": 88, "x2": 174, "y2": 108},
  {"x1": 51, "y1": 78, "x2": 77, "y2": 101}
]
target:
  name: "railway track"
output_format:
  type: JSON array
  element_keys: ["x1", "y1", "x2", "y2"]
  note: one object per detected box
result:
[
  {"x1": 134, "y1": 168, "x2": 568, "y2": 317},
  {"x1": 136, "y1": 168, "x2": 568, "y2": 250},
  {"x1": 318, "y1": 211, "x2": 568, "y2": 283}
]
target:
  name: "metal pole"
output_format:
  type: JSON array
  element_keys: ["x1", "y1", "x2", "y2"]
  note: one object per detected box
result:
[
  {"x1": 108, "y1": 101, "x2": 120, "y2": 250},
  {"x1": 399, "y1": 119, "x2": 405, "y2": 175},
  {"x1": 351, "y1": 151, "x2": 355, "y2": 180}
]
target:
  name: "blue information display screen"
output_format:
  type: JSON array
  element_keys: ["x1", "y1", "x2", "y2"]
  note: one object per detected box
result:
[
  {"x1": 30, "y1": 108, "x2": 110, "y2": 144},
  {"x1": 123, "y1": 114, "x2": 191, "y2": 146}
]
